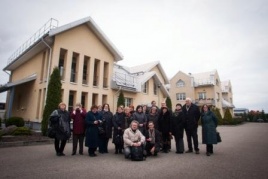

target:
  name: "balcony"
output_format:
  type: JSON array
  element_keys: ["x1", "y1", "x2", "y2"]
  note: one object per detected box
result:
[
  {"x1": 111, "y1": 72, "x2": 137, "y2": 92},
  {"x1": 194, "y1": 79, "x2": 214, "y2": 87},
  {"x1": 195, "y1": 98, "x2": 215, "y2": 106}
]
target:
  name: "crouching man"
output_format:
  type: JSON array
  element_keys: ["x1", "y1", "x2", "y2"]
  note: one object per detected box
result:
[
  {"x1": 145, "y1": 121, "x2": 161, "y2": 156},
  {"x1": 123, "y1": 120, "x2": 146, "y2": 159}
]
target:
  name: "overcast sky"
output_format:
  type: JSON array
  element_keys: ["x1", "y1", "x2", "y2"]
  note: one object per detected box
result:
[{"x1": 0, "y1": 0, "x2": 267, "y2": 112}]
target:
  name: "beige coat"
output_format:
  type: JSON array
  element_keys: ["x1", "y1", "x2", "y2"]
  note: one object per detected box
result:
[{"x1": 123, "y1": 128, "x2": 145, "y2": 148}]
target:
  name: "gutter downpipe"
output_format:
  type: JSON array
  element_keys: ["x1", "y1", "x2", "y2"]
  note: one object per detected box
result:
[{"x1": 41, "y1": 37, "x2": 52, "y2": 105}]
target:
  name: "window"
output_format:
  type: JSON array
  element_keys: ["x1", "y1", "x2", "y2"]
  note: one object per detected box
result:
[
  {"x1": 217, "y1": 92, "x2": 220, "y2": 101},
  {"x1": 198, "y1": 92, "x2": 206, "y2": 100},
  {"x1": 176, "y1": 80, "x2": 185, "y2": 87},
  {"x1": 176, "y1": 93, "x2": 186, "y2": 100},
  {"x1": 142, "y1": 81, "x2": 148, "y2": 94},
  {"x1": 125, "y1": 98, "x2": 133, "y2": 107}
]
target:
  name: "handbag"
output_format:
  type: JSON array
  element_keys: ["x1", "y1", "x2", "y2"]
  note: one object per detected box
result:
[
  {"x1": 216, "y1": 131, "x2": 222, "y2": 143},
  {"x1": 98, "y1": 126, "x2": 105, "y2": 135},
  {"x1": 47, "y1": 127, "x2": 56, "y2": 138}
]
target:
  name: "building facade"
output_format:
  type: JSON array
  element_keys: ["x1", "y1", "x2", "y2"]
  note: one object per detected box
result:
[
  {"x1": 169, "y1": 70, "x2": 235, "y2": 117},
  {"x1": 0, "y1": 17, "x2": 170, "y2": 125}
]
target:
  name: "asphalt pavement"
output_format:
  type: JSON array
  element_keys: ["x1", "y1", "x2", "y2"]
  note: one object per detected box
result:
[{"x1": 0, "y1": 123, "x2": 267, "y2": 179}]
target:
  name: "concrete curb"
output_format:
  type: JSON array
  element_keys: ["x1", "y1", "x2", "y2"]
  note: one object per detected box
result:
[{"x1": 0, "y1": 139, "x2": 54, "y2": 148}]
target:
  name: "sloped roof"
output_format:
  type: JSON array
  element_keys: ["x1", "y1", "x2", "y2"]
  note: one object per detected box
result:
[
  {"x1": 113, "y1": 62, "x2": 170, "y2": 96},
  {"x1": 49, "y1": 16, "x2": 123, "y2": 61},
  {"x1": 191, "y1": 70, "x2": 217, "y2": 80},
  {"x1": 222, "y1": 99, "x2": 235, "y2": 108}
]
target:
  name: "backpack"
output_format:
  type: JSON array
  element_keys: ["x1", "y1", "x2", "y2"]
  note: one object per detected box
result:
[{"x1": 131, "y1": 146, "x2": 145, "y2": 161}]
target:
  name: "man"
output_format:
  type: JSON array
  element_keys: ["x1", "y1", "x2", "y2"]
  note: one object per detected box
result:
[
  {"x1": 123, "y1": 120, "x2": 146, "y2": 159},
  {"x1": 182, "y1": 98, "x2": 201, "y2": 154},
  {"x1": 145, "y1": 121, "x2": 161, "y2": 156}
]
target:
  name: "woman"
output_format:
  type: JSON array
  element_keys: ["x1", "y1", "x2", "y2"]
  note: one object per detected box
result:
[
  {"x1": 201, "y1": 104, "x2": 218, "y2": 156},
  {"x1": 85, "y1": 105, "x2": 102, "y2": 157},
  {"x1": 49, "y1": 102, "x2": 71, "y2": 156},
  {"x1": 158, "y1": 106, "x2": 172, "y2": 153},
  {"x1": 112, "y1": 106, "x2": 126, "y2": 154},
  {"x1": 147, "y1": 106, "x2": 159, "y2": 130},
  {"x1": 98, "y1": 103, "x2": 113, "y2": 153},
  {"x1": 70, "y1": 103, "x2": 86, "y2": 155},
  {"x1": 133, "y1": 105, "x2": 147, "y2": 135},
  {"x1": 172, "y1": 103, "x2": 185, "y2": 154}
]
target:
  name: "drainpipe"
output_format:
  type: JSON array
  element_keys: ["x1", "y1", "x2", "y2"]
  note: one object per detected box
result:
[
  {"x1": 41, "y1": 37, "x2": 52, "y2": 104},
  {"x1": 113, "y1": 86, "x2": 122, "y2": 113}
]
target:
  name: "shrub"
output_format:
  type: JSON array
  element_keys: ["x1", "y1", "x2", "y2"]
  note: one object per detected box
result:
[
  {"x1": 11, "y1": 127, "x2": 32, "y2": 136},
  {"x1": 223, "y1": 108, "x2": 233, "y2": 125},
  {"x1": 6, "y1": 117, "x2": 25, "y2": 127},
  {"x1": 212, "y1": 107, "x2": 223, "y2": 125},
  {"x1": 117, "y1": 90, "x2": 125, "y2": 107}
]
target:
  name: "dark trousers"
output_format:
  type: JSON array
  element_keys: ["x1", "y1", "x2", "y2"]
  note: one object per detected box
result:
[
  {"x1": 54, "y1": 139, "x2": 67, "y2": 154},
  {"x1": 162, "y1": 133, "x2": 170, "y2": 152},
  {"x1": 88, "y1": 147, "x2": 97, "y2": 155},
  {"x1": 72, "y1": 134, "x2": 84, "y2": 154},
  {"x1": 174, "y1": 136, "x2": 184, "y2": 153},
  {"x1": 99, "y1": 137, "x2": 109, "y2": 153},
  {"x1": 206, "y1": 144, "x2": 213, "y2": 153},
  {"x1": 185, "y1": 128, "x2": 199, "y2": 151},
  {"x1": 146, "y1": 143, "x2": 159, "y2": 155}
]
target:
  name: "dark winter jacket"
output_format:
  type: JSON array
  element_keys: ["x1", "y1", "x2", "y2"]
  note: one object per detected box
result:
[
  {"x1": 133, "y1": 111, "x2": 147, "y2": 134},
  {"x1": 201, "y1": 110, "x2": 218, "y2": 144},
  {"x1": 147, "y1": 113, "x2": 159, "y2": 130},
  {"x1": 85, "y1": 111, "x2": 102, "y2": 148},
  {"x1": 112, "y1": 112, "x2": 126, "y2": 143},
  {"x1": 172, "y1": 109, "x2": 185, "y2": 138},
  {"x1": 49, "y1": 109, "x2": 71, "y2": 140},
  {"x1": 158, "y1": 110, "x2": 171, "y2": 134},
  {"x1": 99, "y1": 110, "x2": 113, "y2": 138},
  {"x1": 182, "y1": 103, "x2": 200, "y2": 131},
  {"x1": 144, "y1": 129, "x2": 161, "y2": 149}
]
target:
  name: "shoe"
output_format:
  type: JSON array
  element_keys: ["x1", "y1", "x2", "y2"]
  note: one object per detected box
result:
[
  {"x1": 115, "y1": 151, "x2": 118, "y2": 154},
  {"x1": 206, "y1": 152, "x2": 210, "y2": 156},
  {"x1": 72, "y1": 152, "x2": 76, "y2": 156},
  {"x1": 79, "y1": 152, "x2": 83, "y2": 155},
  {"x1": 57, "y1": 153, "x2": 65, "y2": 156},
  {"x1": 119, "y1": 150, "x2": 123, "y2": 154},
  {"x1": 185, "y1": 150, "x2": 193, "y2": 153},
  {"x1": 89, "y1": 153, "x2": 97, "y2": 157},
  {"x1": 195, "y1": 151, "x2": 200, "y2": 154}
]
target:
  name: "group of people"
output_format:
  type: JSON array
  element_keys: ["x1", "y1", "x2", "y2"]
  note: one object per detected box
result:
[{"x1": 48, "y1": 97, "x2": 219, "y2": 159}]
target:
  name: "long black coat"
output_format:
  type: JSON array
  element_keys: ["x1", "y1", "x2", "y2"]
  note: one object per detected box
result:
[
  {"x1": 182, "y1": 103, "x2": 200, "y2": 131},
  {"x1": 85, "y1": 111, "x2": 102, "y2": 148},
  {"x1": 99, "y1": 110, "x2": 113, "y2": 138},
  {"x1": 49, "y1": 109, "x2": 71, "y2": 141},
  {"x1": 112, "y1": 112, "x2": 126, "y2": 143},
  {"x1": 172, "y1": 110, "x2": 185, "y2": 139},
  {"x1": 158, "y1": 110, "x2": 171, "y2": 134}
]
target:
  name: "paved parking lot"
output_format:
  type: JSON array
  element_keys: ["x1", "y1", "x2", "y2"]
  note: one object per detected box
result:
[{"x1": 0, "y1": 123, "x2": 267, "y2": 179}]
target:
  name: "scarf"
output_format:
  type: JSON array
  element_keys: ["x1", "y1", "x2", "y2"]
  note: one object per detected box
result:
[{"x1": 149, "y1": 129, "x2": 155, "y2": 144}]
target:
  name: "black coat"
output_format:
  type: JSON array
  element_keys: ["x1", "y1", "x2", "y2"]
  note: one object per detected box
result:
[
  {"x1": 49, "y1": 109, "x2": 71, "y2": 141},
  {"x1": 112, "y1": 112, "x2": 126, "y2": 143},
  {"x1": 182, "y1": 103, "x2": 200, "y2": 131},
  {"x1": 158, "y1": 110, "x2": 171, "y2": 134},
  {"x1": 146, "y1": 113, "x2": 159, "y2": 130},
  {"x1": 100, "y1": 110, "x2": 113, "y2": 138},
  {"x1": 172, "y1": 110, "x2": 185, "y2": 138},
  {"x1": 144, "y1": 129, "x2": 161, "y2": 149},
  {"x1": 85, "y1": 111, "x2": 102, "y2": 148}
]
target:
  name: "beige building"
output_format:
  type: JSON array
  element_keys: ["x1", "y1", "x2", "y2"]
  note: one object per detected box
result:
[
  {"x1": 0, "y1": 17, "x2": 170, "y2": 126},
  {"x1": 111, "y1": 61, "x2": 170, "y2": 111},
  {"x1": 169, "y1": 70, "x2": 235, "y2": 117},
  {"x1": 0, "y1": 17, "x2": 124, "y2": 123}
]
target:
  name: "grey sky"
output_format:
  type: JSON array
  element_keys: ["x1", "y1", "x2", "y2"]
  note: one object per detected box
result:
[{"x1": 0, "y1": 0, "x2": 267, "y2": 112}]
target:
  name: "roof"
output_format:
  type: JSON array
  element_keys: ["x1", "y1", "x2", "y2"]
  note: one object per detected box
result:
[
  {"x1": 0, "y1": 74, "x2": 37, "y2": 92},
  {"x1": 222, "y1": 99, "x2": 235, "y2": 108},
  {"x1": 113, "y1": 61, "x2": 170, "y2": 96},
  {"x1": 4, "y1": 16, "x2": 123, "y2": 71},
  {"x1": 49, "y1": 16, "x2": 123, "y2": 61}
]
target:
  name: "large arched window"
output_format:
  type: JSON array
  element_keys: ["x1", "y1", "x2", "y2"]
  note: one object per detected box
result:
[{"x1": 176, "y1": 79, "x2": 185, "y2": 87}]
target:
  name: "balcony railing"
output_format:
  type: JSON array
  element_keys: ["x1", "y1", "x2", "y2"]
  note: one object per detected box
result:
[
  {"x1": 7, "y1": 18, "x2": 58, "y2": 65},
  {"x1": 194, "y1": 79, "x2": 214, "y2": 87},
  {"x1": 113, "y1": 72, "x2": 136, "y2": 88},
  {"x1": 195, "y1": 98, "x2": 215, "y2": 106}
]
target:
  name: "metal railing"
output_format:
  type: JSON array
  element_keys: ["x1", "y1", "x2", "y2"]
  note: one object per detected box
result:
[
  {"x1": 7, "y1": 18, "x2": 59, "y2": 65},
  {"x1": 113, "y1": 72, "x2": 136, "y2": 88}
]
